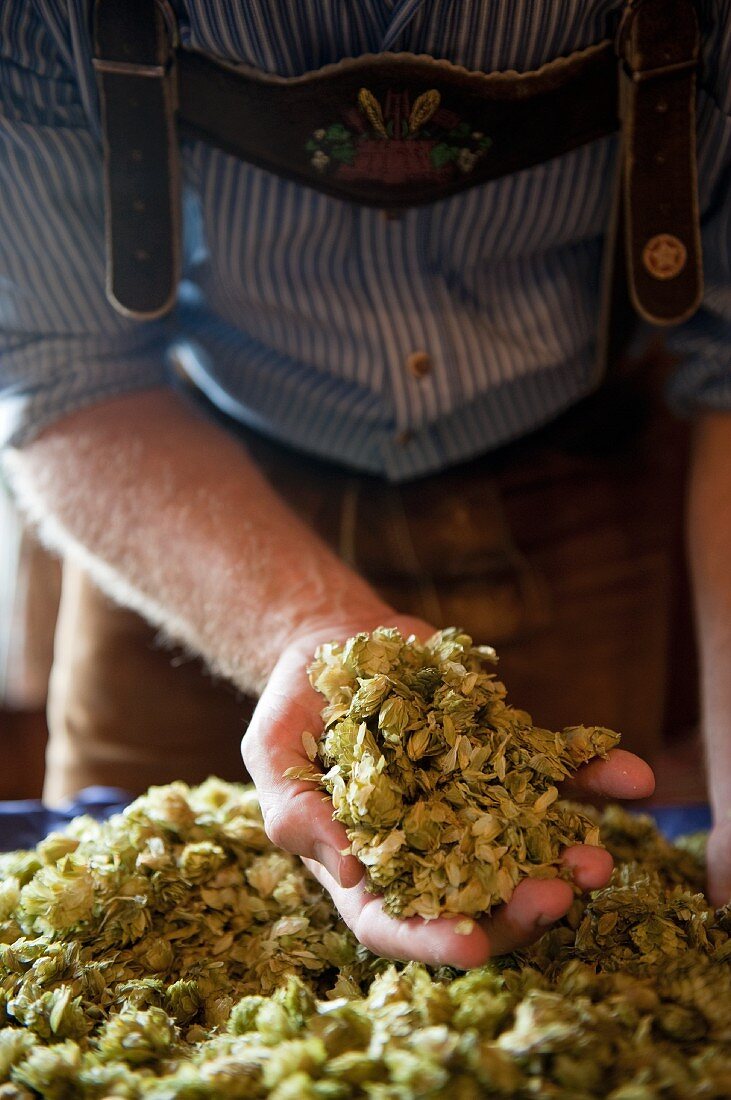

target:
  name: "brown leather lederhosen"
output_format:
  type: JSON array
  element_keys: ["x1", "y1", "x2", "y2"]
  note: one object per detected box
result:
[
  {"x1": 92, "y1": 0, "x2": 703, "y2": 358},
  {"x1": 39, "y1": 0, "x2": 705, "y2": 801}
]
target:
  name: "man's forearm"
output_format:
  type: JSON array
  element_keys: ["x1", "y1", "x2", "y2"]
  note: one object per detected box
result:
[
  {"x1": 4, "y1": 388, "x2": 389, "y2": 695},
  {"x1": 688, "y1": 412, "x2": 731, "y2": 825}
]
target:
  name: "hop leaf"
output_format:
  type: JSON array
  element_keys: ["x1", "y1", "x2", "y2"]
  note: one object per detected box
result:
[
  {"x1": 19, "y1": 857, "x2": 94, "y2": 934},
  {"x1": 95, "y1": 1007, "x2": 177, "y2": 1066}
]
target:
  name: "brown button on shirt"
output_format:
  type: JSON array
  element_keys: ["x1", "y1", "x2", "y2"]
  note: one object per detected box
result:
[{"x1": 406, "y1": 351, "x2": 433, "y2": 378}]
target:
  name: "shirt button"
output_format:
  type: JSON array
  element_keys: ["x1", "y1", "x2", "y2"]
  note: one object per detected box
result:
[
  {"x1": 394, "y1": 429, "x2": 414, "y2": 447},
  {"x1": 406, "y1": 350, "x2": 433, "y2": 378}
]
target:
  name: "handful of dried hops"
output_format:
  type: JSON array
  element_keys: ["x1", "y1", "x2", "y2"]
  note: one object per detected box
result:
[
  {"x1": 290, "y1": 627, "x2": 620, "y2": 920},
  {"x1": 0, "y1": 782, "x2": 729, "y2": 1098}
]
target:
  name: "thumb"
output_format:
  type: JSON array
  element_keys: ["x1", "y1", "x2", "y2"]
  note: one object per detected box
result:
[
  {"x1": 241, "y1": 647, "x2": 362, "y2": 887},
  {"x1": 707, "y1": 822, "x2": 731, "y2": 907}
]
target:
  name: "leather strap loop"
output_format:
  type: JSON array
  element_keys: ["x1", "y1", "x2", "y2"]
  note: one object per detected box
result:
[
  {"x1": 93, "y1": 0, "x2": 181, "y2": 319},
  {"x1": 615, "y1": 0, "x2": 702, "y2": 325}
]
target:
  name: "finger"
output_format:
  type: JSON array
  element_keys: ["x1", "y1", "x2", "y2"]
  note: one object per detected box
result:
[
  {"x1": 707, "y1": 865, "x2": 731, "y2": 908},
  {"x1": 242, "y1": 623, "x2": 436, "y2": 889},
  {"x1": 303, "y1": 858, "x2": 493, "y2": 967},
  {"x1": 561, "y1": 749, "x2": 655, "y2": 800},
  {"x1": 304, "y1": 859, "x2": 574, "y2": 968},
  {"x1": 706, "y1": 828, "x2": 731, "y2": 907},
  {"x1": 561, "y1": 844, "x2": 614, "y2": 891},
  {"x1": 475, "y1": 877, "x2": 575, "y2": 958},
  {"x1": 243, "y1": 682, "x2": 363, "y2": 888}
]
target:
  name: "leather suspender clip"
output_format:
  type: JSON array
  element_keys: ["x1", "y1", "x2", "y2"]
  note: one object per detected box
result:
[{"x1": 93, "y1": 0, "x2": 181, "y2": 320}]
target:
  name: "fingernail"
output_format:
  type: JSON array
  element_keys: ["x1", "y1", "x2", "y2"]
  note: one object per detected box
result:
[
  {"x1": 313, "y1": 841, "x2": 343, "y2": 884},
  {"x1": 536, "y1": 912, "x2": 559, "y2": 928}
]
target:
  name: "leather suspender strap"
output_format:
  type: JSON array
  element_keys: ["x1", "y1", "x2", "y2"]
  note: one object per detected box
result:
[
  {"x1": 93, "y1": 0, "x2": 180, "y2": 319},
  {"x1": 616, "y1": 0, "x2": 702, "y2": 325}
]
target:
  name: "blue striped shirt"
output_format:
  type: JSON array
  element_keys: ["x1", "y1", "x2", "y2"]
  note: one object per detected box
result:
[{"x1": 1, "y1": 1, "x2": 730, "y2": 481}]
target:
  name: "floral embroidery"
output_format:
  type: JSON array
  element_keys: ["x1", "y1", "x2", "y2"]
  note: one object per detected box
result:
[{"x1": 306, "y1": 87, "x2": 492, "y2": 185}]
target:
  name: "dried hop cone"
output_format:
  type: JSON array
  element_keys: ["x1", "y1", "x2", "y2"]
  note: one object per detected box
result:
[{"x1": 0, "y1": 775, "x2": 727, "y2": 1096}]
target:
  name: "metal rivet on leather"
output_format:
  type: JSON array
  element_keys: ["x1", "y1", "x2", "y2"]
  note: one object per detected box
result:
[{"x1": 642, "y1": 234, "x2": 688, "y2": 280}]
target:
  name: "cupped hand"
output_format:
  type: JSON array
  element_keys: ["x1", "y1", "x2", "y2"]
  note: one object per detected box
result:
[{"x1": 241, "y1": 615, "x2": 656, "y2": 968}]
